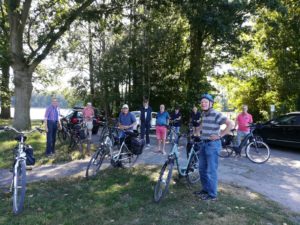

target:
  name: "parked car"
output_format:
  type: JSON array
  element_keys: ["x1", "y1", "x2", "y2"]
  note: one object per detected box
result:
[
  {"x1": 131, "y1": 111, "x2": 157, "y2": 132},
  {"x1": 254, "y1": 112, "x2": 300, "y2": 148},
  {"x1": 61, "y1": 107, "x2": 105, "y2": 135}
]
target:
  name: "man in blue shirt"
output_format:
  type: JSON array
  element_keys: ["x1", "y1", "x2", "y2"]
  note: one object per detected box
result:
[
  {"x1": 44, "y1": 97, "x2": 61, "y2": 157},
  {"x1": 155, "y1": 104, "x2": 169, "y2": 155},
  {"x1": 118, "y1": 104, "x2": 137, "y2": 139}
]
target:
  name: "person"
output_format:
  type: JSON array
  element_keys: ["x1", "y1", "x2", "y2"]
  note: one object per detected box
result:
[
  {"x1": 190, "y1": 106, "x2": 201, "y2": 136},
  {"x1": 140, "y1": 98, "x2": 152, "y2": 147},
  {"x1": 82, "y1": 102, "x2": 95, "y2": 141},
  {"x1": 155, "y1": 104, "x2": 169, "y2": 155},
  {"x1": 235, "y1": 104, "x2": 253, "y2": 146},
  {"x1": 44, "y1": 97, "x2": 61, "y2": 157},
  {"x1": 118, "y1": 104, "x2": 137, "y2": 140},
  {"x1": 195, "y1": 94, "x2": 233, "y2": 201},
  {"x1": 169, "y1": 107, "x2": 182, "y2": 141}
]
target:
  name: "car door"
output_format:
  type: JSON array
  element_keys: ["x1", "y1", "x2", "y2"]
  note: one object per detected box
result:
[
  {"x1": 259, "y1": 116, "x2": 286, "y2": 143},
  {"x1": 283, "y1": 114, "x2": 300, "y2": 146}
]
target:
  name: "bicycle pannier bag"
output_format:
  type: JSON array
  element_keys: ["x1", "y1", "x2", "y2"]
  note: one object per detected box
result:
[
  {"x1": 221, "y1": 135, "x2": 233, "y2": 147},
  {"x1": 129, "y1": 137, "x2": 145, "y2": 155},
  {"x1": 24, "y1": 145, "x2": 36, "y2": 166}
]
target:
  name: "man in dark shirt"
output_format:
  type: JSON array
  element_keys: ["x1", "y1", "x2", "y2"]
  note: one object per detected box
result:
[{"x1": 140, "y1": 98, "x2": 152, "y2": 147}]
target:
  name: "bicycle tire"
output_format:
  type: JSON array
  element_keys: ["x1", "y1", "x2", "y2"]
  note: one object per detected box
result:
[
  {"x1": 85, "y1": 146, "x2": 107, "y2": 179},
  {"x1": 186, "y1": 153, "x2": 200, "y2": 184},
  {"x1": 99, "y1": 126, "x2": 109, "y2": 142},
  {"x1": 154, "y1": 160, "x2": 174, "y2": 203},
  {"x1": 246, "y1": 141, "x2": 270, "y2": 164},
  {"x1": 57, "y1": 129, "x2": 70, "y2": 145},
  {"x1": 218, "y1": 146, "x2": 234, "y2": 158},
  {"x1": 12, "y1": 160, "x2": 26, "y2": 215},
  {"x1": 119, "y1": 144, "x2": 139, "y2": 168}
]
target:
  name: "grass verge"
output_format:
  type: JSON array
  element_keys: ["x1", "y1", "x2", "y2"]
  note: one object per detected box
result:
[
  {"x1": 0, "y1": 119, "x2": 94, "y2": 169},
  {"x1": 0, "y1": 166, "x2": 299, "y2": 225}
]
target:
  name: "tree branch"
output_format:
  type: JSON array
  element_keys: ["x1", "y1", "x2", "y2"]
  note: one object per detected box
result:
[{"x1": 29, "y1": 0, "x2": 96, "y2": 72}]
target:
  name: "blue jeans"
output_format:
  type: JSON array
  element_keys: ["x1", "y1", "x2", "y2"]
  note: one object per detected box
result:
[
  {"x1": 46, "y1": 120, "x2": 58, "y2": 155},
  {"x1": 198, "y1": 140, "x2": 221, "y2": 198}
]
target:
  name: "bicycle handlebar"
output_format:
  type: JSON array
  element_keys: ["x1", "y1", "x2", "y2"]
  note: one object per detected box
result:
[{"x1": 0, "y1": 126, "x2": 45, "y2": 134}]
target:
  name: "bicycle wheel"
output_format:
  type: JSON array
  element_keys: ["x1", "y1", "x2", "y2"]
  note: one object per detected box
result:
[
  {"x1": 57, "y1": 129, "x2": 70, "y2": 145},
  {"x1": 218, "y1": 146, "x2": 234, "y2": 158},
  {"x1": 186, "y1": 153, "x2": 200, "y2": 184},
  {"x1": 85, "y1": 146, "x2": 107, "y2": 178},
  {"x1": 99, "y1": 126, "x2": 109, "y2": 142},
  {"x1": 119, "y1": 144, "x2": 139, "y2": 168},
  {"x1": 246, "y1": 141, "x2": 270, "y2": 164},
  {"x1": 154, "y1": 160, "x2": 174, "y2": 203},
  {"x1": 12, "y1": 160, "x2": 26, "y2": 215}
]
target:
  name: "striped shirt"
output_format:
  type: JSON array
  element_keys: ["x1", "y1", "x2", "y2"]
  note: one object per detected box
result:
[
  {"x1": 44, "y1": 105, "x2": 60, "y2": 121},
  {"x1": 201, "y1": 108, "x2": 227, "y2": 140}
]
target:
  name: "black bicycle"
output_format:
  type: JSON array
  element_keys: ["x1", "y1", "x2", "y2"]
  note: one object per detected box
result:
[
  {"x1": 0, "y1": 126, "x2": 43, "y2": 214},
  {"x1": 219, "y1": 124, "x2": 271, "y2": 164}
]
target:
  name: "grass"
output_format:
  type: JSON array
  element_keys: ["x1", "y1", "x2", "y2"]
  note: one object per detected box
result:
[
  {"x1": 0, "y1": 119, "x2": 94, "y2": 169},
  {"x1": 0, "y1": 166, "x2": 299, "y2": 225}
]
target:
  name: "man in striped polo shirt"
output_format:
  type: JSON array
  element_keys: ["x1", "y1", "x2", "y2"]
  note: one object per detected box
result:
[
  {"x1": 44, "y1": 97, "x2": 61, "y2": 157},
  {"x1": 194, "y1": 94, "x2": 233, "y2": 201}
]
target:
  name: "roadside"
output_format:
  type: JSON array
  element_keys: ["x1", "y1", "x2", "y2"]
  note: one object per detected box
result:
[{"x1": 1, "y1": 134, "x2": 300, "y2": 213}]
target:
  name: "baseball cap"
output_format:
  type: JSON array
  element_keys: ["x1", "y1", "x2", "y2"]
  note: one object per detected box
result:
[
  {"x1": 122, "y1": 104, "x2": 129, "y2": 109},
  {"x1": 87, "y1": 102, "x2": 92, "y2": 106}
]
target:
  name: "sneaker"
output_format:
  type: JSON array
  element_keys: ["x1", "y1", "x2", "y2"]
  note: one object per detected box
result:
[
  {"x1": 146, "y1": 144, "x2": 151, "y2": 147},
  {"x1": 200, "y1": 195, "x2": 217, "y2": 201}
]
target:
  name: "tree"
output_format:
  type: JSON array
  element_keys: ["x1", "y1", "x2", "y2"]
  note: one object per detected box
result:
[
  {"x1": 5, "y1": 0, "x2": 95, "y2": 129},
  {"x1": 0, "y1": 1, "x2": 11, "y2": 118}
]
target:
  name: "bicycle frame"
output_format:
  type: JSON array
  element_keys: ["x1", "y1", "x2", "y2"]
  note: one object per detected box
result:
[{"x1": 167, "y1": 138, "x2": 198, "y2": 177}]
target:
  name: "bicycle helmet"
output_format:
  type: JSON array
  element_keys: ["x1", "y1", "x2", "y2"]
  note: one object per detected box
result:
[{"x1": 200, "y1": 93, "x2": 214, "y2": 103}]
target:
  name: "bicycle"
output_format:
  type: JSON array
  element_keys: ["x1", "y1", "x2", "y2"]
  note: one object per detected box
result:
[
  {"x1": 57, "y1": 115, "x2": 71, "y2": 145},
  {"x1": 0, "y1": 126, "x2": 44, "y2": 214},
  {"x1": 153, "y1": 135, "x2": 200, "y2": 203},
  {"x1": 85, "y1": 129, "x2": 143, "y2": 178},
  {"x1": 167, "y1": 121, "x2": 179, "y2": 144},
  {"x1": 219, "y1": 124, "x2": 271, "y2": 164}
]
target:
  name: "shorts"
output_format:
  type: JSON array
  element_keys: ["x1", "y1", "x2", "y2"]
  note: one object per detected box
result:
[
  {"x1": 85, "y1": 121, "x2": 93, "y2": 130},
  {"x1": 156, "y1": 125, "x2": 167, "y2": 140}
]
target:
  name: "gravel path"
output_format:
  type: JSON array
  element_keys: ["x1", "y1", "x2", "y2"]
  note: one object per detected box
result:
[{"x1": 1, "y1": 134, "x2": 299, "y2": 213}]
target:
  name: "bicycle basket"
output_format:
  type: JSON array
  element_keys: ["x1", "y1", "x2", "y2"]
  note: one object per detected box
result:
[
  {"x1": 127, "y1": 137, "x2": 145, "y2": 155},
  {"x1": 221, "y1": 135, "x2": 233, "y2": 147},
  {"x1": 24, "y1": 145, "x2": 35, "y2": 166}
]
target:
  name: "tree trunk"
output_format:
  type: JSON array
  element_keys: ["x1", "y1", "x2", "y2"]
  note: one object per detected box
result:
[
  {"x1": 187, "y1": 22, "x2": 208, "y2": 103},
  {"x1": 88, "y1": 22, "x2": 95, "y2": 105},
  {"x1": 0, "y1": 64, "x2": 11, "y2": 119},
  {"x1": 12, "y1": 66, "x2": 33, "y2": 130}
]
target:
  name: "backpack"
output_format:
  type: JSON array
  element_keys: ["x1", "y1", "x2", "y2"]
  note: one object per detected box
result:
[
  {"x1": 126, "y1": 137, "x2": 145, "y2": 155},
  {"x1": 24, "y1": 145, "x2": 36, "y2": 166}
]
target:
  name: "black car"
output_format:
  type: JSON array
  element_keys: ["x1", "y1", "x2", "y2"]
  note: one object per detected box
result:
[
  {"x1": 254, "y1": 112, "x2": 300, "y2": 148},
  {"x1": 62, "y1": 107, "x2": 105, "y2": 135}
]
